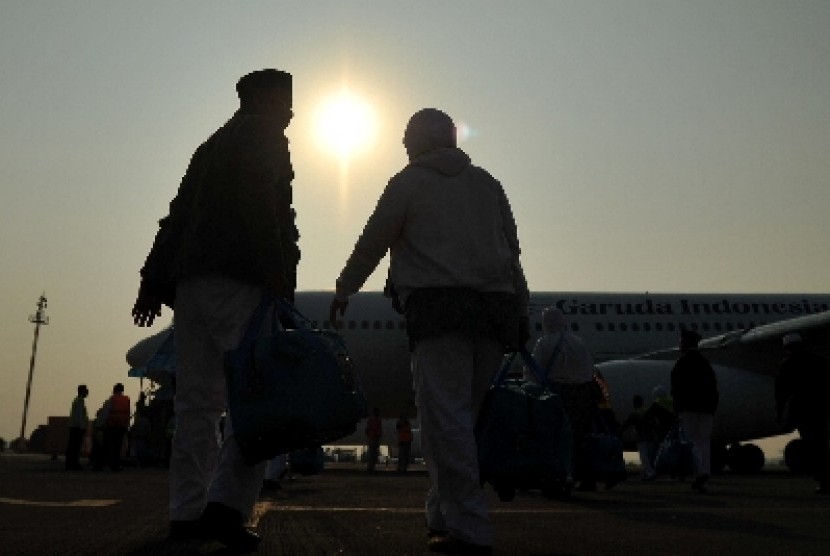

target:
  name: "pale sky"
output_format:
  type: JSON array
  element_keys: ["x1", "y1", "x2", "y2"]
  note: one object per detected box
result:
[{"x1": 1, "y1": 1, "x2": 828, "y2": 445}]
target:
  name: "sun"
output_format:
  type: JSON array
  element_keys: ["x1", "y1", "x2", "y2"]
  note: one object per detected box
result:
[{"x1": 314, "y1": 91, "x2": 377, "y2": 159}]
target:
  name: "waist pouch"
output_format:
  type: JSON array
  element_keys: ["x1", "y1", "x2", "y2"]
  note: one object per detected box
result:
[{"x1": 404, "y1": 287, "x2": 519, "y2": 348}]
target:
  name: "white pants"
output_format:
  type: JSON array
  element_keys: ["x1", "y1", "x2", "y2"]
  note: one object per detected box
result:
[
  {"x1": 170, "y1": 274, "x2": 268, "y2": 521},
  {"x1": 413, "y1": 333, "x2": 502, "y2": 547},
  {"x1": 637, "y1": 441, "x2": 656, "y2": 478},
  {"x1": 679, "y1": 412, "x2": 714, "y2": 478}
]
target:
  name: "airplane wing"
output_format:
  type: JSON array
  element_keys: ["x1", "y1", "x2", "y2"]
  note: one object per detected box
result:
[{"x1": 633, "y1": 310, "x2": 830, "y2": 374}]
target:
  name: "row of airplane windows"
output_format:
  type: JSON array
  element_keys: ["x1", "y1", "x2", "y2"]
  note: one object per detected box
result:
[{"x1": 318, "y1": 320, "x2": 762, "y2": 333}]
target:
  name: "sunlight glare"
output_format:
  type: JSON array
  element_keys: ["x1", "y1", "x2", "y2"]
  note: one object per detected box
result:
[{"x1": 314, "y1": 92, "x2": 377, "y2": 159}]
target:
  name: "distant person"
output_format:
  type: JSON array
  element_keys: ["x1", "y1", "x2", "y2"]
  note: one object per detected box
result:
[
  {"x1": 644, "y1": 385, "x2": 676, "y2": 445},
  {"x1": 100, "y1": 383, "x2": 130, "y2": 471},
  {"x1": 671, "y1": 330, "x2": 719, "y2": 493},
  {"x1": 620, "y1": 395, "x2": 657, "y2": 481},
  {"x1": 365, "y1": 407, "x2": 383, "y2": 472},
  {"x1": 65, "y1": 384, "x2": 89, "y2": 471},
  {"x1": 776, "y1": 333, "x2": 830, "y2": 493},
  {"x1": 329, "y1": 107, "x2": 529, "y2": 555},
  {"x1": 90, "y1": 404, "x2": 107, "y2": 471},
  {"x1": 524, "y1": 307, "x2": 597, "y2": 490},
  {"x1": 129, "y1": 409, "x2": 152, "y2": 467},
  {"x1": 131, "y1": 68, "x2": 299, "y2": 552},
  {"x1": 396, "y1": 413, "x2": 413, "y2": 472}
]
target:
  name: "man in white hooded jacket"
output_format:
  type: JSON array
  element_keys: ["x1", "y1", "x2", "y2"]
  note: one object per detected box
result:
[{"x1": 330, "y1": 108, "x2": 528, "y2": 555}]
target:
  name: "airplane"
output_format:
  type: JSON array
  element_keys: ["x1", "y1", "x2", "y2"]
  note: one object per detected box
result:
[{"x1": 127, "y1": 291, "x2": 830, "y2": 473}]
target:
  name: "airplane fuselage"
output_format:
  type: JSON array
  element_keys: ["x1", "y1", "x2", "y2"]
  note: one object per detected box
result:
[{"x1": 294, "y1": 291, "x2": 830, "y2": 448}]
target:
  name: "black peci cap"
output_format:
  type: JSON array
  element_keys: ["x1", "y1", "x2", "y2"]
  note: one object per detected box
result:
[{"x1": 236, "y1": 69, "x2": 292, "y2": 103}]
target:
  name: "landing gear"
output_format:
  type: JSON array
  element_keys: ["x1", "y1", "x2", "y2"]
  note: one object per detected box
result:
[
  {"x1": 784, "y1": 438, "x2": 809, "y2": 473},
  {"x1": 726, "y1": 443, "x2": 765, "y2": 473}
]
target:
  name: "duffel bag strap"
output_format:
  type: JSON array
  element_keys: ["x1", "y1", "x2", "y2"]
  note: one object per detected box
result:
[{"x1": 518, "y1": 347, "x2": 554, "y2": 391}]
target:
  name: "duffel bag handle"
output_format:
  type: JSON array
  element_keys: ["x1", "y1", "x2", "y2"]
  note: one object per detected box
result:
[{"x1": 491, "y1": 347, "x2": 553, "y2": 390}]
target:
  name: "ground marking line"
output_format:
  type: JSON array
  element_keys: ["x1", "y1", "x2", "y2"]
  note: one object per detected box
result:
[{"x1": 0, "y1": 497, "x2": 120, "y2": 507}]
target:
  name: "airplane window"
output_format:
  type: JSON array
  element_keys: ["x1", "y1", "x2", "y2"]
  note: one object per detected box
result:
[
  {"x1": 361, "y1": 321, "x2": 369, "y2": 330},
  {"x1": 632, "y1": 323, "x2": 640, "y2": 332},
  {"x1": 714, "y1": 323, "x2": 722, "y2": 331},
  {"x1": 655, "y1": 323, "x2": 663, "y2": 331},
  {"x1": 374, "y1": 321, "x2": 381, "y2": 330},
  {"x1": 726, "y1": 323, "x2": 734, "y2": 331},
  {"x1": 620, "y1": 323, "x2": 628, "y2": 332},
  {"x1": 702, "y1": 323, "x2": 710, "y2": 331},
  {"x1": 608, "y1": 323, "x2": 615, "y2": 332},
  {"x1": 348, "y1": 321, "x2": 356, "y2": 330},
  {"x1": 399, "y1": 321, "x2": 407, "y2": 330},
  {"x1": 571, "y1": 323, "x2": 580, "y2": 332},
  {"x1": 737, "y1": 322, "x2": 744, "y2": 329},
  {"x1": 596, "y1": 323, "x2": 604, "y2": 332},
  {"x1": 643, "y1": 323, "x2": 651, "y2": 332},
  {"x1": 749, "y1": 321, "x2": 756, "y2": 328},
  {"x1": 667, "y1": 323, "x2": 675, "y2": 332},
  {"x1": 386, "y1": 321, "x2": 395, "y2": 330}
]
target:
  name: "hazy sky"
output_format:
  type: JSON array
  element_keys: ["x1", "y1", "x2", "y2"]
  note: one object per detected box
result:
[{"x1": 1, "y1": 1, "x2": 828, "y2": 444}]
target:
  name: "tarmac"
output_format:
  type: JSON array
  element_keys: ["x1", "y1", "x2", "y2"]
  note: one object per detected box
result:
[{"x1": 2, "y1": 453, "x2": 830, "y2": 555}]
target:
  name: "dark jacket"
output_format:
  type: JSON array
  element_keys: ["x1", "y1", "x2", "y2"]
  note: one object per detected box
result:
[
  {"x1": 670, "y1": 349, "x2": 719, "y2": 414},
  {"x1": 776, "y1": 348, "x2": 830, "y2": 425},
  {"x1": 141, "y1": 111, "x2": 299, "y2": 305}
]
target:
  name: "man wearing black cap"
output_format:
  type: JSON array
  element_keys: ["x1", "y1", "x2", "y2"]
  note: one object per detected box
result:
[
  {"x1": 671, "y1": 330, "x2": 719, "y2": 492},
  {"x1": 132, "y1": 69, "x2": 299, "y2": 551}
]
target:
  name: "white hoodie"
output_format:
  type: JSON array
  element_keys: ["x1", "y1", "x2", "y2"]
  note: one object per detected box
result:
[{"x1": 335, "y1": 146, "x2": 528, "y2": 313}]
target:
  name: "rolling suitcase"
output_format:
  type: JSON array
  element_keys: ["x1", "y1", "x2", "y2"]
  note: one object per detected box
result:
[{"x1": 476, "y1": 348, "x2": 573, "y2": 501}]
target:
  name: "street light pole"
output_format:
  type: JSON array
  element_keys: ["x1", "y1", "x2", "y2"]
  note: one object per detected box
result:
[{"x1": 19, "y1": 293, "x2": 49, "y2": 450}]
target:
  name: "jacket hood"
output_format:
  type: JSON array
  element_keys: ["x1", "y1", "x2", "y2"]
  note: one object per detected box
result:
[{"x1": 410, "y1": 147, "x2": 471, "y2": 176}]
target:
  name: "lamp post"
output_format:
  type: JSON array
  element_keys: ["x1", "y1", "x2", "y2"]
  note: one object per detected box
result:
[{"x1": 18, "y1": 293, "x2": 48, "y2": 450}]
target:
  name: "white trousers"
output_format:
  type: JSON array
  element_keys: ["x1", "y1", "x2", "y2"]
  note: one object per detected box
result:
[
  {"x1": 170, "y1": 274, "x2": 268, "y2": 521},
  {"x1": 679, "y1": 412, "x2": 714, "y2": 478},
  {"x1": 413, "y1": 333, "x2": 502, "y2": 547}
]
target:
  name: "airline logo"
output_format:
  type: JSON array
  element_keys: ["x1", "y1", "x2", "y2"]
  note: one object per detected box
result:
[{"x1": 534, "y1": 298, "x2": 830, "y2": 317}]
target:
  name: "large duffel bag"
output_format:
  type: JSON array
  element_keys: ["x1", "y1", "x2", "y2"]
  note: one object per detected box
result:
[
  {"x1": 655, "y1": 423, "x2": 695, "y2": 478},
  {"x1": 225, "y1": 295, "x2": 367, "y2": 465},
  {"x1": 476, "y1": 349, "x2": 572, "y2": 501}
]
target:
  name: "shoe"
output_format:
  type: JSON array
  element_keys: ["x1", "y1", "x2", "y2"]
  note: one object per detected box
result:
[
  {"x1": 168, "y1": 520, "x2": 209, "y2": 541},
  {"x1": 200, "y1": 502, "x2": 261, "y2": 553},
  {"x1": 427, "y1": 534, "x2": 492, "y2": 555}
]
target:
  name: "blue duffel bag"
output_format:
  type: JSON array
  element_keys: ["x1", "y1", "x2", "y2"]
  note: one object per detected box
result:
[
  {"x1": 476, "y1": 348, "x2": 573, "y2": 501},
  {"x1": 225, "y1": 294, "x2": 367, "y2": 465},
  {"x1": 655, "y1": 423, "x2": 695, "y2": 478}
]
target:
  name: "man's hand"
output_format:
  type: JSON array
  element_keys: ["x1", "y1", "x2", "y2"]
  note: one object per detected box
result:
[
  {"x1": 132, "y1": 281, "x2": 162, "y2": 327},
  {"x1": 329, "y1": 297, "x2": 349, "y2": 329}
]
